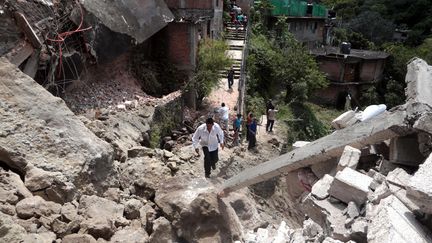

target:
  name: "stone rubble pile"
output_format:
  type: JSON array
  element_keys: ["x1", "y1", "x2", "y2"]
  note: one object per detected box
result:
[
  {"x1": 2, "y1": 46, "x2": 432, "y2": 242},
  {"x1": 284, "y1": 58, "x2": 432, "y2": 243}
]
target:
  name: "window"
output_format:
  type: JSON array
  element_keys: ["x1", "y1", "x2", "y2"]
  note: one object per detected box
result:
[{"x1": 216, "y1": 0, "x2": 219, "y2": 7}]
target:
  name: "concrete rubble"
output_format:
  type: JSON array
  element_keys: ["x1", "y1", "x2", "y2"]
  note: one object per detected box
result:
[
  {"x1": 222, "y1": 58, "x2": 432, "y2": 242},
  {"x1": 1, "y1": 3, "x2": 432, "y2": 239}
]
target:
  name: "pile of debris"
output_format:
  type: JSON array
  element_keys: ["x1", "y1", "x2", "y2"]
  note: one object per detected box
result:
[
  {"x1": 220, "y1": 58, "x2": 432, "y2": 242},
  {"x1": 293, "y1": 58, "x2": 432, "y2": 242}
]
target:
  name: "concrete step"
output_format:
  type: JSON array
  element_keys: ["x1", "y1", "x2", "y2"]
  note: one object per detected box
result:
[{"x1": 229, "y1": 46, "x2": 244, "y2": 50}]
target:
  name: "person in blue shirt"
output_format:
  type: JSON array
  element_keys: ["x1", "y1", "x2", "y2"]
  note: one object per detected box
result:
[
  {"x1": 248, "y1": 116, "x2": 257, "y2": 150},
  {"x1": 232, "y1": 113, "x2": 242, "y2": 146}
]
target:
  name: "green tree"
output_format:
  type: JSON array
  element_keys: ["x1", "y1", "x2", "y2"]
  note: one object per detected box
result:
[
  {"x1": 274, "y1": 19, "x2": 328, "y2": 102},
  {"x1": 187, "y1": 39, "x2": 232, "y2": 106},
  {"x1": 348, "y1": 11, "x2": 394, "y2": 45},
  {"x1": 331, "y1": 28, "x2": 374, "y2": 49}
]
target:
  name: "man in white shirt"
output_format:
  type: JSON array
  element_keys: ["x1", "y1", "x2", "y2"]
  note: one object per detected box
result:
[
  {"x1": 192, "y1": 117, "x2": 225, "y2": 178},
  {"x1": 266, "y1": 108, "x2": 278, "y2": 132},
  {"x1": 219, "y1": 103, "x2": 229, "y2": 131}
]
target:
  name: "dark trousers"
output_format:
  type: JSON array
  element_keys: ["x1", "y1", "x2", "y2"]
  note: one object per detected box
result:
[
  {"x1": 248, "y1": 133, "x2": 256, "y2": 149},
  {"x1": 203, "y1": 147, "x2": 218, "y2": 177},
  {"x1": 228, "y1": 78, "x2": 234, "y2": 89},
  {"x1": 246, "y1": 125, "x2": 250, "y2": 141},
  {"x1": 266, "y1": 120, "x2": 274, "y2": 132}
]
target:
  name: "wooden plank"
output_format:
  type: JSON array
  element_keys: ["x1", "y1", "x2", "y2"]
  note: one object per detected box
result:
[
  {"x1": 23, "y1": 50, "x2": 40, "y2": 78},
  {"x1": 7, "y1": 41, "x2": 34, "y2": 66},
  {"x1": 14, "y1": 12, "x2": 43, "y2": 49}
]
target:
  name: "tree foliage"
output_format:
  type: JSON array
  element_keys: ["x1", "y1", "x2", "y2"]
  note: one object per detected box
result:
[
  {"x1": 248, "y1": 18, "x2": 327, "y2": 103},
  {"x1": 188, "y1": 39, "x2": 232, "y2": 105},
  {"x1": 323, "y1": 0, "x2": 432, "y2": 46},
  {"x1": 348, "y1": 11, "x2": 394, "y2": 45}
]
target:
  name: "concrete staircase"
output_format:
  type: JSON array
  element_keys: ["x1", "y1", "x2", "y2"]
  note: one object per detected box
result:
[{"x1": 219, "y1": 22, "x2": 247, "y2": 80}]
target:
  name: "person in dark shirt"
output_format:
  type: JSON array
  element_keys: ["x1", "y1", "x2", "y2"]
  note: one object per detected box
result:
[
  {"x1": 227, "y1": 67, "x2": 234, "y2": 89},
  {"x1": 248, "y1": 116, "x2": 257, "y2": 150}
]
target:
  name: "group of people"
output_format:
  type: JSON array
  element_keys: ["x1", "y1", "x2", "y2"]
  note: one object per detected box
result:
[
  {"x1": 192, "y1": 100, "x2": 277, "y2": 178},
  {"x1": 229, "y1": 1, "x2": 247, "y2": 30}
]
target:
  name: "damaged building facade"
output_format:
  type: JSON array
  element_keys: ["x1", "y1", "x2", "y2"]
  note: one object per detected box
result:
[
  {"x1": 0, "y1": 0, "x2": 224, "y2": 96},
  {"x1": 311, "y1": 46, "x2": 390, "y2": 107}
]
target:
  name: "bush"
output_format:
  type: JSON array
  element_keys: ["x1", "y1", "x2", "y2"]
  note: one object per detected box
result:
[{"x1": 187, "y1": 39, "x2": 232, "y2": 106}]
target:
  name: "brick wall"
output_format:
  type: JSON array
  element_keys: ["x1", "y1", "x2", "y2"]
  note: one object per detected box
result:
[
  {"x1": 166, "y1": 23, "x2": 197, "y2": 71},
  {"x1": 165, "y1": 0, "x2": 213, "y2": 9},
  {"x1": 167, "y1": 23, "x2": 191, "y2": 68}
]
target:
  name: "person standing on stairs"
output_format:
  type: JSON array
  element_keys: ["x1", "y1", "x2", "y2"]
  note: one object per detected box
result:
[
  {"x1": 227, "y1": 67, "x2": 234, "y2": 90},
  {"x1": 192, "y1": 117, "x2": 225, "y2": 178}
]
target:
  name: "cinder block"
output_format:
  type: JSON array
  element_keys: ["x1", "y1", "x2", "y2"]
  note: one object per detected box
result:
[{"x1": 328, "y1": 168, "x2": 373, "y2": 205}]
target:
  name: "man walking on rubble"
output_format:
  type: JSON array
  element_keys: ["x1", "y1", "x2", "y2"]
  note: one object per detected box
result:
[{"x1": 192, "y1": 117, "x2": 225, "y2": 178}]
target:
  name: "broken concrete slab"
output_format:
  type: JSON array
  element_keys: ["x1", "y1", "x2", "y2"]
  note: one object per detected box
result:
[
  {"x1": 367, "y1": 195, "x2": 432, "y2": 243},
  {"x1": 222, "y1": 104, "x2": 415, "y2": 193},
  {"x1": 407, "y1": 152, "x2": 432, "y2": 214},
  {"x1": 405, "y1": 58, "x2": 432, "y2": 106},
  {"x1": 386, "y1": 168, "x2": 411, "y2": 188},
  {"x1": 74, "y1": 0, "x2": 173, "y2": 63},
  {"x1": 336, "y1": 146, "x2": 361, "y2": 172},
  {"x1": 389, "y1": 134, "x2": 425, "y2": 166},
  {"x1": 388, "y1": 184, "x2": 421, "y2": 214},
  {"x1": 79, "y1": 0, "x2": 173, "y2": 43},
  {"x1": 311, "y1": 174, "x2": 334, "y2": 200},
  {"x1": 328, "y1": 168, "x2": 373, "y2": 205},
  {"x1": 0, "y1": 57, "x2": 116, "y2": 200},
  {"x1": 302, "y1": 195, "x2": 349, "y2": 241}
]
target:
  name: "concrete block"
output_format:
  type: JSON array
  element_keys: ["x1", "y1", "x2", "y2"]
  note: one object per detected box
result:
[
  {"x1": 389, "y1": 135, "x2": 425, "y2": 166},
  {"x1": 407, "y1": 152, "x2": 432, "y2": 214},
  {"x1": 367, "y1": 195, "x2": 432, "y2": 243},
  {"x1": 336, "y1": 146, "x2": 361, "y2": 172},
  {"x1": 329, "y1": 168, "x2": 373, "y2": 206},
  {"x1": 311, "y1": 175, "x2": 334, "y2": 200}
]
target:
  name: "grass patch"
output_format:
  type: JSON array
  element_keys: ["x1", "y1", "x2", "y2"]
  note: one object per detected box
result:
[{"x1": 273, "y1": 102, "x2": 340, "y2": 144}]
